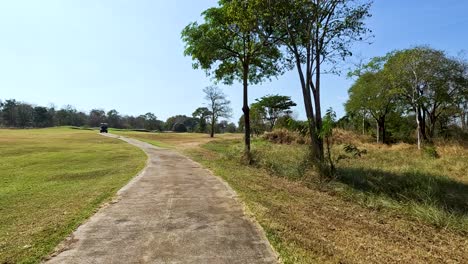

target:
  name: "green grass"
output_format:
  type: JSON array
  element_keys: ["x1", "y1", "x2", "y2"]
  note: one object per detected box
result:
[
  {"x1": 111, "y1": 130, "x2": 240, "y2": 149},
  {"x1": 0, "y1": 127, "x2": 146, "y2": 263}
]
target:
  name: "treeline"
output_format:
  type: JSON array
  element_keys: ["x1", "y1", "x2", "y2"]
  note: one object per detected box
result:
[
  {"x1": 0, "y1": 99, "x2": 237, "y2": 133},
  {"x1": 340, "y1": 47, "x2": 468, "y2": 146}
]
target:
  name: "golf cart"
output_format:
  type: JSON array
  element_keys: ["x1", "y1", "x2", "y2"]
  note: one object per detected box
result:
[{"x1": 100, "y1": 123, "x2": 108, "y2": 133}]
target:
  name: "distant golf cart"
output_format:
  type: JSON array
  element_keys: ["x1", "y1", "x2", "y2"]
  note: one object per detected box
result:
[{"x1": 100, "y1": 123, "x2": 108, "y2": 133}]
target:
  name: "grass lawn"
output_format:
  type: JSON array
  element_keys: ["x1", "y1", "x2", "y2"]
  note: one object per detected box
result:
[
  {"x1": 0, "y1": 127, "x2": 146, "y2": 263},
  {"x1": 118, "y1": 131, "x2": 468, "y2": 263},
  {"x1": 111, "y1": 130, "x2": 241, "y2": 150}
]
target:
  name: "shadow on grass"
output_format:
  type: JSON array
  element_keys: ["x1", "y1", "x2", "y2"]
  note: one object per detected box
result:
[{"x1": 336, "y1": 167, "x2": 468, "y2": 216}]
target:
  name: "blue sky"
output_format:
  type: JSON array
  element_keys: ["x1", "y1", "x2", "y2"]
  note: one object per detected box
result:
[{"x1": 0, "y1": 0, "x2": 467, "y2": 122}]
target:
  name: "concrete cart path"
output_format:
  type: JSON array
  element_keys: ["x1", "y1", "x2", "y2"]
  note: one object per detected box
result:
[{"x1": 46, "y1": 134, "x2": 278, "y2": 264}]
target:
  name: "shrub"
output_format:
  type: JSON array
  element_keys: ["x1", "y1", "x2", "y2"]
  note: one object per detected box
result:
[
  {"x1": 423, "y1": 145, "x2": 440, "y2": 159},
  {"x1": 262, "y1": 129, "x2": 309, "y2": 145},
  {"x1": 173, "y1": 123, "x2": 187, "y2": 132},
  {"x1": 343, "y1": 144, "x2": 367, "y2": 157}
]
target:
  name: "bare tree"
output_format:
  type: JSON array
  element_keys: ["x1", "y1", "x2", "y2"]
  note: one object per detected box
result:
[{"x1": 203, "y1": 86, "x2": 232, "y2": 138}]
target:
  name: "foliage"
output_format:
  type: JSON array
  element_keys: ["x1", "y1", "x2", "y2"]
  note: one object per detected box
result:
[
  {"x1": 423, "y1": 145, "x2": 440, "y2": 159},
  {"x1": 345, "y1": 47, "x2": 468, "y2": 145},
  {"x1": 346, "y1": 64, "x2": 397, "y2": 143},
  {"x1": 268, "y1": 0, "x2": 373, "y2": 162},
  {"x1": 173, "y1": 123, "x2": 188, "y2": 133},
  {"x1": 88, "y1": 109, "x2": 106, "y2": 127},
  {"x1": 225, "y1": 122, "x2": 237, "y2": 133},
  {"x1": 343, "y1": 144, "x2": 367, "y2": 157},
  {"x1": 319, "y1": 108, "x2": 337, "y2": 177},
  {"x1": 165, "y1": 115, "x2": 198, "y2": 132},
  {"x1": 384, "y1": 47, "x2": 468, "y2": 147},
  {"x1": 182, "y1": 0, "x2": 285, "y2": 154},
  {"x1": 251, "y1": 94, "x2": 296, "y2": 131},
  {"x1": 192, "y1": 107, "x2": 211, "y2": 133},
  {"x1": 0, "y1": 98, "x2": 172, "y2": 132},
  {"x1": 262, "y1": 128, "x2": 308, "y2": 145}
]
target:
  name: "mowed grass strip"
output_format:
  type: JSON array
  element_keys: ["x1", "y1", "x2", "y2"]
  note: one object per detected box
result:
[
  {"x1": 0, "y1": 127, "x2": 146, "y2": 263},
  {"x1": 111, "y1": 130, "x2": 241, "y2": 150}
]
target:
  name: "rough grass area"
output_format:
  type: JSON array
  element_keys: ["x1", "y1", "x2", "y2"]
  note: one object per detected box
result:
[
  {"x1": 0, "y1": 128, "x2": 146, "y2": 263},
  {"x1": 188, "y1": 139, "x2": 468, "y2": 263},
  {"x1": 335, "y1": 142, "x2": 467, "y2": 232}
]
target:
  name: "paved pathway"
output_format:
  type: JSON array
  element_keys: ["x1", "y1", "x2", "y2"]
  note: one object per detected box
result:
[{"x1": 47, "y1": 134, "x2": 278, "y2": 264}]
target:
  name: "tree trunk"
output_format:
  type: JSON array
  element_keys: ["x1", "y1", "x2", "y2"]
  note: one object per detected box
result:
[
  {"x1": 415, "y1": 107, "x2": 422, "y2": 150},
  {"x1": 381, "y1": 119, "x2": 386, "y2": 144},
  {"x1": 290, "y1": 43, "x2": 321, "y2": 163},
  {"x1": 362, "y1": 115, "x2": 365, "y2": 135},
  {"x1": 376, "y1": 121, "x2": 380, "y2": 143},
  {"x1": 376, "y1": 117, "x2": 386, "y2": 144},
  {"x1": 420, "y1": 109, "x2": 428, "y2": 141},
  {"x1": 242, "y1": 63, "x2": 251, "y2": 154},
  {"x1": 314, "y1": 53, "x2": 324, "y2": 161},
  {"x1": 210, "y1": 116, "x2": 215, "y2": 138},
  {"x1": 427, "y1": 110, "x2": 437, "y2": 139}
]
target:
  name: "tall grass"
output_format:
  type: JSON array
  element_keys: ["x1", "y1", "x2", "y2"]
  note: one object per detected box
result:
[{"x1": 206, "y1": 137, "x2": 468, "y2": 234}]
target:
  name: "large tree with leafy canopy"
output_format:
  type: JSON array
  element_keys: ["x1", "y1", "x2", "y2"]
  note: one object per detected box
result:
[
  {"x1": 182, "y1": 0, "x2": 284, "y2": 158},
  {"x1": 192, "y1": 107, "x2": 211, "y2": 133},
  {"x1": 270, "y1": 0, "x2": 372, "y2": 164},
  {"x1": 345, "y1": 71, "x2": 396, "y2": 144},
  {"x1": 252, "y1": 94, "x2": 297, "y2": 131},
  {"x1": 384, "y1": 47, "x2": 468, "y2": 148}
]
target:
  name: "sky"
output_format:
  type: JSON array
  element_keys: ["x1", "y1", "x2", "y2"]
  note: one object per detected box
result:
[{"x1": 0, "y1": 0, "x2": 467, "y2": 122}]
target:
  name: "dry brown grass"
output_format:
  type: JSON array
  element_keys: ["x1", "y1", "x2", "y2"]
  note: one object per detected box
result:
[
  {"x1": 262, "y1": 129, "x2": 309, "y2": 144},
  {"x1": 187, "y1": 139, "x2": 468, "y2": 263}
]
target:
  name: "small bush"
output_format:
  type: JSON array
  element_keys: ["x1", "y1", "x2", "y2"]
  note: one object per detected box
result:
[
  {"x1": 262, "y1": 129, "x2": 309, "y2": 145},
  {"x1": 343, "y1": 144, "x2": 367, "y2": 157},
  {"x1": 173, "y1": 123, "x2": 187, "y2": 132},
  {"x1": 333, "y1": 128, "x2": 371, "y2": 145},
  {"x1": 423, "y1": 145, "x2": 439, "y2": 159}
]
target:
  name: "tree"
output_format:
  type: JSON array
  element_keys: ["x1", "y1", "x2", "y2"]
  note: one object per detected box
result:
[
  {"x1": 226, "y1": 122, "x2": 237, "y2": 133},
  {"x1": 346, "y1": 71, "x2": 396, "y2": 144},
  {"x1": 250, "y1": 103, "x2": 267, "y2": 136},
  {"x1": 165, "y1": 115, "x2": 197, "y2": 132},
  {"x1": 217, "y1": 120, "x2": 229, "y2": 133},
  {"x1": 192, "y1": 107, "x2": 211, "y2": 133},
  {"x1": 182, "y1": 0, "x2": 284, "y2": 157},
  {"x1": 89, "y1": 109, "x2": 106, "y2": 127},
  {"x1": 319, "y1": 108, "x2": 337, "y2": 176},
  {"x1": 33, "y1": 106, "x2": 54, "y2": 127},
  {"x1": 203, "y1": 86, "x2": 232, "y2": 137},
  {"x1": 252, "y1": 94, "x2": 296, "y2": 131},
  {"x1": 2, "y1": 99, "x2": 18, "y2": 127},
  {"x1": 107, "y1": 109, "x2": 122, "y2": 128},
  {"x1": 173, "y1": 123, "x2": 187, "y2": 133},
  {"x1": 384, "y1": 47, "x2": 468, "y2": 148},
  {"x1": 143, "y1": 112, "x2": 162, "y2": 131},
  {"x1": 271, "y1": 0, "x2": 372, "y2": 163},
  {"x1": 16, "y1": 103, "x2": 34, "y2": 128}
]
